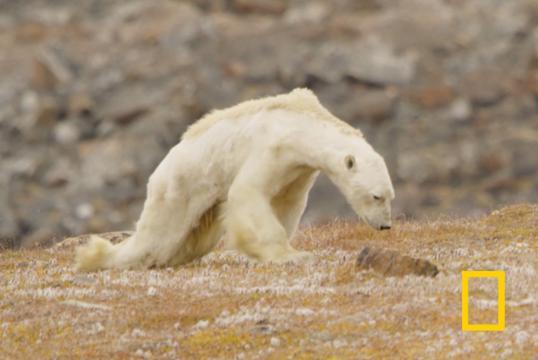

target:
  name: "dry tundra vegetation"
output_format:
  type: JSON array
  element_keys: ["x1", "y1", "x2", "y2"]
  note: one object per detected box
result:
[{"x1": 1, "y1": 204, "x2": 537, "y2": 359}]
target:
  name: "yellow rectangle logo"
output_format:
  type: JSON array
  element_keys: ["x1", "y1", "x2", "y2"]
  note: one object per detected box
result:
[{"x1": 461, "y1": 270, "x2": 505, "y2": 331}]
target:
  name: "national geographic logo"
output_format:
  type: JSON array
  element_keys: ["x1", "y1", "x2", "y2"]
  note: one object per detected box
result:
[{"x1": 462, "y1": 271, "x2": 505, "y2": 331}]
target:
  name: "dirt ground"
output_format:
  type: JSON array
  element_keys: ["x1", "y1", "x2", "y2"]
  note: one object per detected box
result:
[{"x1": 1, "y1": 204, "x2": 537, "y2": 359}]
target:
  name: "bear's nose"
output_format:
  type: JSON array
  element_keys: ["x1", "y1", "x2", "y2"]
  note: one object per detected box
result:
[{"x1": 380, "y1": 225, "x2": 391, "y2": 230}]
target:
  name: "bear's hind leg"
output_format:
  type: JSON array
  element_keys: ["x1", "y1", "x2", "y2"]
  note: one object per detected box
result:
[{"x1": 168, "y1": 202, "x2": 223, "y2": 266}]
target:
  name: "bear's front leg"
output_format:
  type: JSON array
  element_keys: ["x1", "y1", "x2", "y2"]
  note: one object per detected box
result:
[{"x1": 224, "y1": 161, "x2": 312, "y2": 263}]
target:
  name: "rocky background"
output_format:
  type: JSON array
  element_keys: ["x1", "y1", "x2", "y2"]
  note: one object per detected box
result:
[{"x1": 0, "y1": 0, "x2": 537, "y2": 248}]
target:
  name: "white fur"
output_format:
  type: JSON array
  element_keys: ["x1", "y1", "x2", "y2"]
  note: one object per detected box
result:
[{"x1": 75, "y1": 88, "x2": 394, "y2": 271}]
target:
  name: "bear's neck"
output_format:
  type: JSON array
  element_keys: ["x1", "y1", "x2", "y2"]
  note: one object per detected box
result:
[{"x1": 285, "y1": 120, "x2": 364, "y2": 177}]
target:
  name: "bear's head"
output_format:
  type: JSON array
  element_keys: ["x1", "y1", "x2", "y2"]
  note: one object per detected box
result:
[{"x1": 330, "y1": 140, "x2": 395, "y2": 230}]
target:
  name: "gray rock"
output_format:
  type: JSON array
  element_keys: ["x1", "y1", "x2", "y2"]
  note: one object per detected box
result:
[
  {"x1": 346, "y1": 39, "x2": 417, "y2": 85},
  {"x1": 308, "y1": 40, "x2": 417, "y2": 85},
  {"x1": 33, "y1": 95, "x2": 61, "y2": 129},
  {"x1": 0, "y1": 174, "x2": 18, "y2": 247},
  {"x1": 447, "y1": 98, "x2": 472, "y2": 122},
  {"x1": 284, "y1": 2, "x2": 329, "y2": 24},
  {"x1": 460, "y1": 68, "x2": 508, "y2": 106},
  {"x1": 54, "y1": 121, "x2": 81, "y2": 145},
  {"x1": 355, "y1": 90, "x2": 397, "y2": 123},
  {"x1": 231, "y1": 0, "x2": 287, "y2": 14},
  {"x1": 356, "y1": 246, "x2": 439, "y2": 278},
  {"x1": 1, "y1": 0, "x2": 537, "y2": 245}
]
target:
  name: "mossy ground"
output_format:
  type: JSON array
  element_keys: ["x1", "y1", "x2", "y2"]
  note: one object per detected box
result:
[{"x1": 1, "y1": 205, "x2": 537, "y2": 359}]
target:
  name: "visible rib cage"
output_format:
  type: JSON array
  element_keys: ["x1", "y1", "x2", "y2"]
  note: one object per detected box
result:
[{"x1": 168, "y1": 202, "x2": 223, "y2": 266}]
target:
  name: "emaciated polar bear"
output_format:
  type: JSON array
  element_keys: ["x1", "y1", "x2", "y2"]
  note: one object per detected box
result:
[{"x1": 75, "y1": 88, "x2": 395, "y2": 271}]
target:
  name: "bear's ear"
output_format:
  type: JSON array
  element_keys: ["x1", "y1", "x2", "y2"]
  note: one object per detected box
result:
[{"x1": 344, "y1": 154, "x2": 356, "y2": 170}]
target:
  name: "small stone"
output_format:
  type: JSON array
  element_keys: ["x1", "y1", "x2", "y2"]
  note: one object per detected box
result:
[
  {"x1": 308, "y1": 40, "x2": 416, "y2": 85},
  {"x1": 332, "y1": 339, "x2": 347, "y2": 348},
  {"x1": 461, "y1": 68, "x2": 507, "y2": 106},
  {"x1": 356, "y1": 246, "x2": 439, "y2": 277},
  {"x1": 54, "y1": 122, "x2": 81, "y2": 144},
  {"x1": 193, "y1": 320, "x2": 209, "y2": 330},
  {"x1": 347, "y1": 40, "x2": 417, "y2": 85},
  {"x1": 251, "y1": 323, "x2": 274, "y2": 335},
  {"x1": 284, "y1": 2, "x2": 328, "y2": 24},
  {"x1": 131, "y1": 328, "x2": 146, "y2": 337},
  {"x1": 355, "y1": 90, "x2": 397, "y2": 122},
  {"x1": 482, "y1": 174, "x2": 519, "y2": 195},
  {"x1": 21, "y1": 228, "x2": 56, "y2": 247},
  {"x1": 270, "y1": 337, "x2": 281, "y2": 347},
  {"x1": 31, "y1": 57, "x2": 59, "y2": 91},
  {"x1": 43, "y1": 161, "x2": 71, "y2": 187},
  {"x1": 73, "y1": 274, "x2": 96, "y2": 285},
  {"x1": 31, "y1": 47, "x2": 73, "y2": 91},
  {"x1": 20, "y1": 91, "x2": 39, "y2": 113},
  {"x1": 92, "y1": 322, "x2": 105, "y2": 334},
  {"x1": 295, "y1": 308, "x2": 314, "y2": 316},
  {"x1": 411, "y1": 85, "x2": 454, "y2": 109},
  {"x1": 0, "y1": 174, "x2": 17, "y2": 245},
  {"x1": 8, "y1": 158, "x2": 38, "y2": 178},
  {"x1": 448, "y1": 98, "x2": 472, "y2": 122},
  {"x1": 35, "y1": 96, "x2": 60, "y2": 128},
  {"x1": 75, "y1": 203, "x2": 94, "y2": 220},
  {"x1": 515, "y1": 330, "x2": 529, "y2": 345},
  {"x1": 68, "y1": 92, "x2": 94, "y2": 116},
  {"x1": 15, "y1": 22, "x2": 48, "y2": 43},
  {"x1": 478, "y1": 152, "x2": 508, "y2": 174},
  {"x1": 135, "y1": 349, "x2": 151, "y2": 359},
  {"x1": 112, "y1": 107, "x2": 148, "y2": 126},
  {"x1": 99, "y1": 86, "x2": 150, "y2": 126},
  {"x1": 525, "y1": 72, "x2": 538, "y2": 95},
  {"x1": 232, "y1": 0, "x2": 287, "y2": 15},
  {"x1": 147, "y1": 287, "x2": 157, "y2": 296}
]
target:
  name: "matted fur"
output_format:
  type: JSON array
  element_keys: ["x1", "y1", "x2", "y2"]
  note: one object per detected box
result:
[{"x1": 182, "y1": 88, "x2": 362, "y2": 140}]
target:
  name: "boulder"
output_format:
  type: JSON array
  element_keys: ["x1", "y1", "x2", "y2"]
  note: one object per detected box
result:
[
  {"x1": 0, "y1": 174, "x2": 18, "y2": 248},
  {"x1": 356, "y1": 246, "x2": 439, "y2": 277}
]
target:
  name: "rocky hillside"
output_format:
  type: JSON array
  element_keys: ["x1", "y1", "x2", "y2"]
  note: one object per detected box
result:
[
  {"x1": 1, "y1": 204, "x2": 537, "y2": 358},
  {"x1": 1, "y1": 0, "x2": 537, "y2": 247}
]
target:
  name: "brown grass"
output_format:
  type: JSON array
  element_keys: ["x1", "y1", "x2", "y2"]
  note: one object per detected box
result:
[{"x1": 1, "y1": 204, "x2": 537, "y2": 359}]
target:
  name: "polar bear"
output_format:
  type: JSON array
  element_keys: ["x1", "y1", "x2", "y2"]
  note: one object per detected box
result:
[{"x1": 75, "y1": 88, "x2": 394, "y2": 271}]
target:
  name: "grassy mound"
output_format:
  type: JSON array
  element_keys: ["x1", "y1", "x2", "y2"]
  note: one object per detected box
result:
[{"x1": 1, "y1": 205, "x2": 537, "y2": 358}]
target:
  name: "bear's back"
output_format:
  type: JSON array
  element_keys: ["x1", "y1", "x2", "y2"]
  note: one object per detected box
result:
[{"x1": 181, "y1": 88, "x2": 360, "y2": 141}]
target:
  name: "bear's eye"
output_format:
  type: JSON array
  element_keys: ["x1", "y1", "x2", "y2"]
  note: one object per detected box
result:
[
  {"x1": 373, "y1": 195, "x2": 382, "y2": 201},
  {"x1": 345, "y1": 155, "x2": 355, "y2": 170}
]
